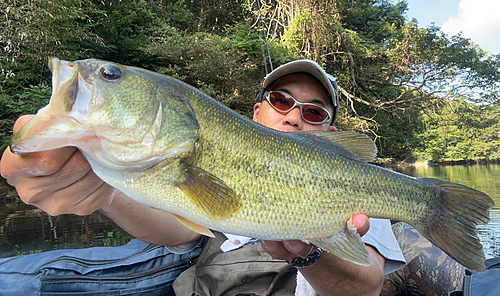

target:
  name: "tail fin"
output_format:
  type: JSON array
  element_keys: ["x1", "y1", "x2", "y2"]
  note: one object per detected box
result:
[{"x1": 414, "y1": 178, "x2": 494, "y2": 272}]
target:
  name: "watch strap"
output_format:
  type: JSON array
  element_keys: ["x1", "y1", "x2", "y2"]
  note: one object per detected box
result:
[{"x1": 287, "y1": 248, "x2": 323, "y2": 268}]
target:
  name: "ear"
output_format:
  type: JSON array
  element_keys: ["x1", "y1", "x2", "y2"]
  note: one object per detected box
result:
[
  {"x1": 253, "y1": 102, "x2": 262, "y2": 122},
  {"x1": 328, "y1": 125, "x2": 337, "y2": 132}
]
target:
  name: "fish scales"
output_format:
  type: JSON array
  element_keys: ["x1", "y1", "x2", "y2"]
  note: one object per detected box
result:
[{"x1": 181, "y1": 90, "x2": 444, "y2": 237}]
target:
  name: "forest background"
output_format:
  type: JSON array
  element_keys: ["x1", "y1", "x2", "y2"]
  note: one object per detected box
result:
[{"x1": 1, "y1": 0, "x2": 500, "y2": 163}]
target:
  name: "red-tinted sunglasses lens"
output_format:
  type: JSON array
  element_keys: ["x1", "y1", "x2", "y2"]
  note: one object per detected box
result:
[
  {"x1": 268, "y1": 92, "x2": 329, "y2": 123},
  {"x1": 268, "y1": 92, "x2": 295, "y2": 112},
  {"x1": 302, "y1": 105, "x2": 329, "y2": 123}
]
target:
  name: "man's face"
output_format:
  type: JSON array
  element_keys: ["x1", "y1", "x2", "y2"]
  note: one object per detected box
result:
[{"x1": 253, "y1": 74, "x2": 335, "y2": 132}]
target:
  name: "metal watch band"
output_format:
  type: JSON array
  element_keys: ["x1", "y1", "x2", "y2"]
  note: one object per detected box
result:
[{"x1": 287, "y1": 248, "x2": 323, "y2": 268}]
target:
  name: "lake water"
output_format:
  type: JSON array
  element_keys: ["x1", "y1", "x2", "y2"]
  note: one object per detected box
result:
[
  {"x1": 0, "y1": 163, "x2": 499, "y2": 258},
  {"x1": 390, "y1": 163, "x2": 500, "y2": 257},
  {"x1": 0, "y1": 178, "x2": 133, "y2": 258}
]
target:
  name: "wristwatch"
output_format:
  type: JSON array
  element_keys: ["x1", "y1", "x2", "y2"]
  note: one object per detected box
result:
[{"x1": 287, "y1": 248, "x2": 323, "y2": 268}]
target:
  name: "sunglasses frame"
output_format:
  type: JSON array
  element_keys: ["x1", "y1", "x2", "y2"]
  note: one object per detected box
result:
[{"x1": 263, "y1": 91, "x2": 332, "y2": 125}]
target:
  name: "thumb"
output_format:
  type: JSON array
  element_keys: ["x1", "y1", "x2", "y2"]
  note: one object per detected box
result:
[
  {"x1": 352, "y1": 213, "x2": 370, "y2": 236},
  {"x1": 13, "y1": 115, "x2": 35, "y2": 134}
]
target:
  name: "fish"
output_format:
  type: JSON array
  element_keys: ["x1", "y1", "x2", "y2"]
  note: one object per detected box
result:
[{"x1": 10, "y1": 58, "x2": 494, "y2": 272}]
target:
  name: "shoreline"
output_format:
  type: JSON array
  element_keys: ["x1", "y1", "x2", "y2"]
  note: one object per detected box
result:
[{"x1": 375, "y1": 158, "x2": 500, "y2": 168}]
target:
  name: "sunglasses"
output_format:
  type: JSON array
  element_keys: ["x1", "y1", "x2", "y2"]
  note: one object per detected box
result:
[{"x1": 264, "y1": 91, "x2": 332, "y2": 125}]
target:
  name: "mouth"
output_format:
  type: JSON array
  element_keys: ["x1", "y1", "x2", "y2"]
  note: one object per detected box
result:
[
  {"x1": 48, "y1": 58, "x2": 79, "y2": 112},
  {"x1": 10, "y1": 58, "x2": 97, "y2": 155}
]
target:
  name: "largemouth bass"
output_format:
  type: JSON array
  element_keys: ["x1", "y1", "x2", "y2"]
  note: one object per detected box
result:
[{"x1": 11, "y1": 58, "x2": 494, "y2": 271}]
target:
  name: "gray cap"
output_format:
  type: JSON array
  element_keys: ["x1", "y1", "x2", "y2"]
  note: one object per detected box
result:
[{"x1": 261, "y1": 59, "x2": 339, "y2": 125}]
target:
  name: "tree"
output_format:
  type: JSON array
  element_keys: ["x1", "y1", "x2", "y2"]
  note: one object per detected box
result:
[
  {"x1": 414, "y1": 99, "x2": 500, "y2": 162},
  {"x1": 1, "y1": 0, "x2": 499, "y2": 162},
  {"x1": 0, "y1": 0, "x2": 273, "y2": 149},
  {"x1": 251, "y1": 0, "x2": 500, "y2": 159}
]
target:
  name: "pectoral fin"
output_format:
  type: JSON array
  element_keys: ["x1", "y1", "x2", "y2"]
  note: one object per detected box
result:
[
  {"x1": 170, "y1": 213, "x2": 215, "y2": 238},
  {"x1": 311, "y1": 219, "x2": 372, "y2": 266},
  {"x1": 177, "y1": 164, "x2": 242, "y2": 220}
]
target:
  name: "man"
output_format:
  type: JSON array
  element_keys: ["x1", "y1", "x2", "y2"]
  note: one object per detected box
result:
[{"x1": 1, "y1": 59, "x2": 405, "y2": 295}]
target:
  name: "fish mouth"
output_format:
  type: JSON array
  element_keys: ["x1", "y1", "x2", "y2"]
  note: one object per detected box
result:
[
  {"x1": 49, "y1": 58, "x2": 76, "y2": 99},
  {"x1": 10, "y1": 58, "x2": 98, "y2": 154},
  {"x1": 48, "y1": 57, "x2": 80, "y2": 112}
]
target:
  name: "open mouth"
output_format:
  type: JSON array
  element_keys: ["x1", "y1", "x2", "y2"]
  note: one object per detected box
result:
[
  {"x1": 9, "y1": 59, "x2": 96, "y2": 154},
  {"x1": 48, "y1": 58, "x2": 80, "y2": 112}
]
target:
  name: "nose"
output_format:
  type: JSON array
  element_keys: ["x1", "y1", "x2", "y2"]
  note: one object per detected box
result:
[{"x1": 282, "y1": 106, "x2": 303, "y2": 129}]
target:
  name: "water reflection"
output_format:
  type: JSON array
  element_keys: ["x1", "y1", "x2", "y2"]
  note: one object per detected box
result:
[
  {"x1": 391, "y1": 163, "x2": 500, "y2": 257},
  {"x1": 0, "y1": 178, "x2": 132, "y2": 258},
  {"x1": 478, "y1": 210, "x2": 500, "y2": 258}
]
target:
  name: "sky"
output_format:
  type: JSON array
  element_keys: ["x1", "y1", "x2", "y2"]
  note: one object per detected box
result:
[{"x1": 404, "y1": 0, "x2": 500, "y2": 54}]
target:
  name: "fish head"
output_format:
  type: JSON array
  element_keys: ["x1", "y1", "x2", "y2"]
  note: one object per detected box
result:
[{"x1": 10, "y1": 58, "x2": 199, "y2": 170}]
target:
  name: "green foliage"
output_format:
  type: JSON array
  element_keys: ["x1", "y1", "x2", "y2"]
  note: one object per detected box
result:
[
  {"x1": 182, "y1": 0, "x2": 245, "y2": 32},
  {"x1": 0, "y1": 84, "x2": 51, "y2": 116},
  {"x1": 413, "y1": 99, "x2": 500, "y2": 162},
  {"x1": 281, "y1": 12, "x2": 312, "y2": 52},
  {"x1": 0, "y1": 83, "x2": 51, "y2": 151},
  {"x1": 338, "y1": 0, "x2": 407, "y2": 43},
  {"x1": 1, "y1": 0, "x2": 104, "y2": 70},
  {"x1": 226, "y1": 23, "x2": 266, "y2": 62},
  {"x1": 143, "y1": 25, "x2": 264, "y2": 116},
  {"x1": 0, "y1": 0, "x2": 499, "y2": 163},
  {"x1": 314, "y1": 0, "x2": 500, "y2": 161}
]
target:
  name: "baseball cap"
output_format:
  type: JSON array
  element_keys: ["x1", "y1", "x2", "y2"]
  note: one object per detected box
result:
[{"x1": 260, "y1": 59, "x2": 339, "y2": 125}]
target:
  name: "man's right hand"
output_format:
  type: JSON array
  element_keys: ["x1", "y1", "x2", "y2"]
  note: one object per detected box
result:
[{"x1": 0, "y1": 115, "x2": 116, "y2": 216}]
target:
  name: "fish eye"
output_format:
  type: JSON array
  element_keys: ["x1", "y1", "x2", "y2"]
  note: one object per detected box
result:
[{"x1": 99, "y1": 65, "x2": 122, "y2": 81}]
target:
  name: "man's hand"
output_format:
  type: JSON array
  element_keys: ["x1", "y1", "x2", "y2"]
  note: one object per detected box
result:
[
  {"x1": 0, "y1": 115, "x2": 116, "y2": 216},
  {"x1": 261, "y1": 214, "x2": 384, "y2": 296},
  {"x1": 261, "y1": 213, "x2": 370, "y2": 260}
]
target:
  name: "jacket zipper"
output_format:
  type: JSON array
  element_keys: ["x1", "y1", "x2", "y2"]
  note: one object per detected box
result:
[
  {"x1": 38, "y1": 243, "x2": 160, "y2": 268},
  {"x1": 41, "y1": 255, "x2": 198, "y2": 282}
]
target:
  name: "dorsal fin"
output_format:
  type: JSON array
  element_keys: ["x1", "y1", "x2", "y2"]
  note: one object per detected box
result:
[{"x1": 293, "y1": 131, "x2": 377, "y2": 162}]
